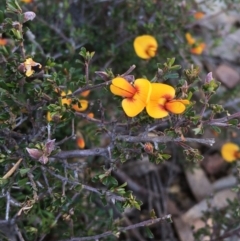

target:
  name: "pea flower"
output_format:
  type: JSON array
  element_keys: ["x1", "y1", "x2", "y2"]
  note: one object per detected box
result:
[
  {"x1": 60, "y1": 90, "x2": 89, "y2": 111},
  {"x1": 72, "y1": 100, "x2": 88, "y2": 112},
  {"x1": 194, "y1": 12, "x2": 205, "y2": 20},
  {"x1": 221, "y1": 142, "x2": 240, "y2": 162},
  {"x1": 0, "y1": 38, "x2": 7, "y2": 46},
  {"x1": 23, "y1": 58, "x2": 42, "y2": 77},
  {"x1": 60, "y1": 90, "x2": 72, "y2": 106},
  {"x1": 146, "y1": 83, "x2": 189, "y2": 118},
  {"x1": 110, "y1": 77, "x2": 151, "y2": 117},
  {"x1": 21, "y1": 0, "x2": 33, "y2": 3},
  {"x1": 185, "y1": 33, "x2": 205, "y2": 55},
  {"x1": 133, "y1": 35, "x2": 158, "y2": 59}
]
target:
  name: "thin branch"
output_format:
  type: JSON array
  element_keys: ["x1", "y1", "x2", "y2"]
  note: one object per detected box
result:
[
  {"x1": 203, "y1": 112, "x2": 240, "y2": 126},
  {"x1": 15, "y1": 224, "x2": 25, "y2": 241},
  {"x1": 73, "y1": 64, "x2": 136, "y2": 96},
  {"x1": 52, "y1": 147, "x2": 109, "y2": 159},
  {"x1": 44, "y1": 167, "x2": 126, "y2": 202},
  {"x1": 5, "y1": 191, "x2": 10, "y2": 221},
  {"x1": 117, "y1": 135, "x2": 215, "y2": 146},
  {"x1": 60, "y1": 215, "x2": 172, "y2": 241},
  {"x1": 73, "y1": 79, "x2": 112, "y2": 96}
]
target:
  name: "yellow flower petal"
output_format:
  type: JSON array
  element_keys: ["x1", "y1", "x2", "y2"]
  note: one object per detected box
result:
[
  {"x1": 133, "y1": 35, "x2": 158, "y2": 59},
  {"x1": 110, "y1": 77, "x2": 136, "y2": 97},
  {"x1": 25, "y1": 68, "x2": 34, "y2": 77},
  {"x1": 149, "y1": 83, "x2": 175, "y2": 101},
  {"x1": 177, "y1": 99, "x2": 190, "y2": 105},
  {"x1": 46, "y1": 112, "x2": 52, "y2": 122},
  {"x1": 122, "y1": 96, "x2": 145, "y2": 117},
  {"x1": 221, "y1": 142, "x2": 240, "y2": 162},
  {"x1": 134, "y1": 78, "x2": 152, "y2": 104},
  {"x1": 185, "y1": 33, "x2": 196, "y2": 45},
  {"x1": 23, "y1": 58, "x2": 42, "y2": 77},
  {"x1": 146, "y1": 98, "x2": 169, "y2": 119},
  {"x1": 72, "y1": 100, "x2": 88, "y2": 112},
  {"x1": 165, "y1": 100, "x2": 187, "y2": 114}
]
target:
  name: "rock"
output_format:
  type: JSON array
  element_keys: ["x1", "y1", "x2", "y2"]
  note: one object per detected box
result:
[
  {"x1": 182, "y1": 189, "x2": 237, "y2": 223},
  {"x1": 215, "y1": 64, "x2": 240, "y2": 88},
  {"x1": 185, "y1": 168, "x2": 213, "y2": 201},
  {"x1": 202, "y1": 153, "x2": 228, "y2": 176}
]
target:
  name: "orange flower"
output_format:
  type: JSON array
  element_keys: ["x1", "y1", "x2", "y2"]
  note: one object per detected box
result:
[
  {"x1": 72, "y1": 100, "x2": 88, "y2": 112},
  {"x1": 0, "y1": 38, "x2": 7, "y2": 46},
  {"x1": 76, "y1": 131, "x2": 85, "y2": 149},
  {"x1": 194, "y1": 12, "x2": 205, "y2": 20},
  {"x1": 21, "y1": 0, "x2": 33, "y2": 3},
  {"x1": 185, "y1": 33, "x2": 196, "y2": 45},
  {"x1": 110, "y1": 77, "x2": 151, "y2": 117},
  {"x1": 87, "y1": 113, "x2": 94, "y2": 118},
  {"x1": 80, "y1": 90, "x2": 90, "y2": 97},
  {"x1": 190, "y1": 43, "x2": 206, "y2": 55},
  {"x1": 61, "y1": 90, "x2": 72, "y2": 106},
  {"x1": 133, "y1": 35, "x2": 158, "y2": 59},
  {"x1": 146, "y1": 83, "x2": 189, "y2": 118},
  {"x1": 185, "y1": 33, "x2": 205, "y2": 55},
  {"x1": 23, "y1": 58, "x2": 42, "y2": 77},
  {"x1": 76, "y1": 137, "x2": 85, "y2": 149},
  {"x1": 221, "y1": 142, "x2": 240, "y2": 162}
]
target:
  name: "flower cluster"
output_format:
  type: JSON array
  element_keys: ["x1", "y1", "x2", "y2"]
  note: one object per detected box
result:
[
  {"x1": 185, "y1": 33, "x2": 206, "y2": 55},
  {"x1": 47, "y1": 89, "x2": 90, "y2": 122},
  {"x1": 110, "y1": 77, "x2": 189, "y2": 118},
  {"x1": 221, "y1": 142, "x2": 240, "y2": 162}
]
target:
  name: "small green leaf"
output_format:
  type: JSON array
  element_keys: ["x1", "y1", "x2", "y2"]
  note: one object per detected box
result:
[
  {"x1": 79, "y1": 47, "x2": 87, "y2": 58},
  {"x1": 145, "y1": 227, "x2": 154, "y2": 239},
  {"x1": 19, "y1": 168, "x2": 30, "y2": 176},
  {"x1": 163, "y1": 72, "x2": 179, "y2": 80},
  {"x1": 211, "y1": 125, "x2": 221, "y2": 133},
  {"x1": 228, "y1": 119, "x2": 239, "y2": 126}
]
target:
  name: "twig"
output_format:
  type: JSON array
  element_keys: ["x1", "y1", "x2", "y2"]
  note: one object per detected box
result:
[
  {"x1": 73, "y1": 79, "x2": 112, "y2": 96},
  {"x1": 73, "y1": 64, "x2": 136, "y2": 96},
  {"x1": 22, "y1": 160, "x2": 38, "y2": 201},
  {"x1": 60, "y1": 215, "x2": 172, "y2": 241},
  {"x1": 15, "y1": 224, "x2": 25, "y2": 241},
  {"x1": 44, "y1": 167, "x2": 126, "y2": 202},
  {"x1": 53, "y1": 147, "x2": 109, "y2": 159},
  {"x1": 117, "y1": 135, "x2": 215, "y2": 146},
  {"x1": 5, "y1": 191, "x2": 10, "y2": 221},
  {"x1": 39, "y1": 193, "x2": 80, "y2": 241},
  {"x1": 203, "y1": 112, "x2": 240, "y2": 126},
  {"x1": 3, "y1": 158, "x2": 23, "y2": 179}
]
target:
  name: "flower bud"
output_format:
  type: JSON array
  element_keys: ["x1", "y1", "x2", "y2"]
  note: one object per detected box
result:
[{"x1": 23, "y1": 11, "x2": 36, "y2": 23}]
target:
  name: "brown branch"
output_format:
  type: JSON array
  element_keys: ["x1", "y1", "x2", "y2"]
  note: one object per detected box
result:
[
  {"x1": 73, "y1": 64, "x2": 136, "y2": 96},
  {"x1": 52, "y1": 148, "x2": 109, "y2": 159},
  {"x1": 73, "y1": 79, "x2": 112, "y2": 96},
  {"x1": 60, "y1": 215, "x2": 171, "y2": 241},
  {"x1": 203, "y1": 112, "x2": 240, "y2": 126},
  {"x1": 117, "y1": 135, "x2": 215, "y2": 146}
]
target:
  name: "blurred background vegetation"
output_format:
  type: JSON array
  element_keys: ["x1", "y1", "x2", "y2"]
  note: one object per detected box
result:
[{"x1": 1, "y1": 0, "x2": 240, "y2": 240}]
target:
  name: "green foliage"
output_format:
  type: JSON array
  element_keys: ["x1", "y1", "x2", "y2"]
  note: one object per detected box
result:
[{"x1": 0, "y1": 0, "x2": 240, "y2": 240}]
